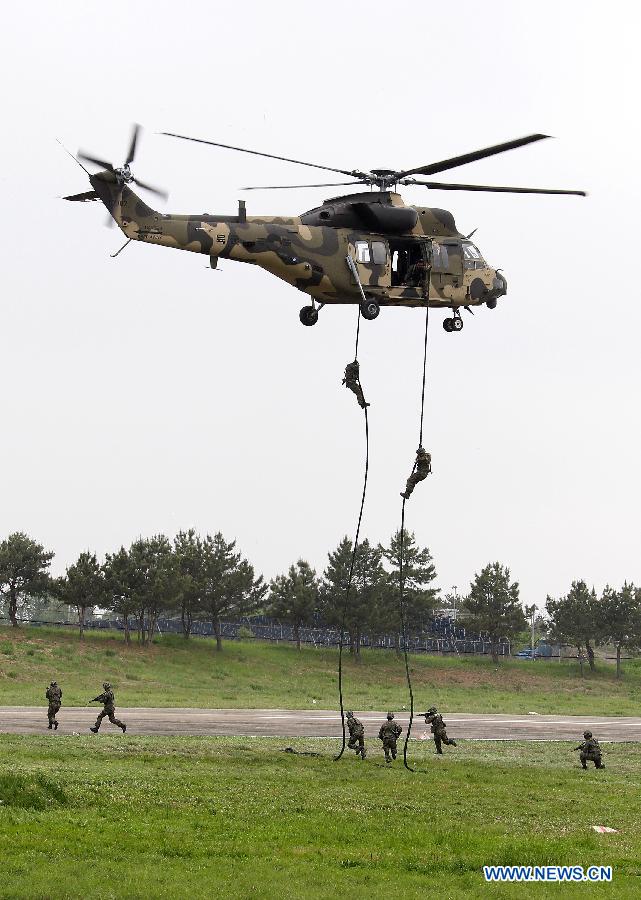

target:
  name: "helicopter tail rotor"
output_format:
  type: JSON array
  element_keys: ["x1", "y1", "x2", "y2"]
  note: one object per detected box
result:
[{"x1": 77, "y1": 123, "x2": 168, "y2": 201}]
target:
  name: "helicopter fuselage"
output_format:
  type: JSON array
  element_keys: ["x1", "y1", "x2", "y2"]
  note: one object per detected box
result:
[{"x1": 87, "y1": 172, "x2": 507, "y2": 312}]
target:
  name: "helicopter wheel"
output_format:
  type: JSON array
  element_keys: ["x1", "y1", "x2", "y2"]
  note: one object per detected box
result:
[
  {"x1": 360, "y1": 298, "x2": 380, "y2": 321},
  {"x1": 443, "y1": 317, "x2": 454, "y2": 332},
  {"x1": 452, "y1": 316, "x2": 463, "y2": 332},
  {"x1": 299, "y1": 305, "x2": 319, "y2": 327}
]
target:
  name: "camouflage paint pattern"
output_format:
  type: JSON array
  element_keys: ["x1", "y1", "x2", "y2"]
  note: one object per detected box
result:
[{"x1": 87, "y1": 173, "x2": 507, "y2": 311}]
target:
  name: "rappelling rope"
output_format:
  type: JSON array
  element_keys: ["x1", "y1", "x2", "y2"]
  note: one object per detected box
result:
[
  {"x1": 334, "y1": 306, "x2": 369, "y2": 761},
  {"x1": 400, "y1": 277, "x2": 431, "y2": 772}
]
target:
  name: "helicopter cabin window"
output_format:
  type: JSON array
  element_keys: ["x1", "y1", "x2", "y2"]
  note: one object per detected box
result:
[
  {"x1": 462, "y1": 242, "x2": 486, "y2": 271},
  {"x1": 355, "y1": 241, "x2": 370, "y2": 264},
  {"x1": 354, "y1": 240, "x2": 387, "y2": 266},
  {"x1": 371, "y1": 241, "x2": 387, "y2": 266}
]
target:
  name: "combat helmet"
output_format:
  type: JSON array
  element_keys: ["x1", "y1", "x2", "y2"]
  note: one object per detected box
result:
[
  {"x1": 583, "y1": 730, "x2": 592, "y2": 739},
  {"x1": 50, "y1": 680, "x2": 57, "y2": 686},
  {"x1": 347, "y1": 710, "x2": 354, "y2": 718},
  {"x1": 427, "y1": 706, "x2": 437, "y2": 714},
  {"x1": 103, "y1": 681, "x2": 112, "y2": 689},
  {"x1": 386, "y1": 712, "x2": 394, "y2": 720}
]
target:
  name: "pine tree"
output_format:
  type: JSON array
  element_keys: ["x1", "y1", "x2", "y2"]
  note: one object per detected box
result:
[
  {"x1": 463, "y1": 562, "x2": 524, "y2": 663},
  {"x1": 268, "y1": 560, "x2": 318, "y2": 651}
]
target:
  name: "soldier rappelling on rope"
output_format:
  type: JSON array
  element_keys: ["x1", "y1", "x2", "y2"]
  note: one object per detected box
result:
[
  {"x1": 342, "y1": 360, "x2": 370, "y2": 410},
  {"x1": 400, "y1": 446, "x2": 432, "y2": 499}
]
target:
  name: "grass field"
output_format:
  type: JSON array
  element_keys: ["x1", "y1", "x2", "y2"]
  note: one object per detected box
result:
[
  {"x1": 2, "y1": 625, "x2": 641, "y2": 714},
  {"x1": 0, "y1": 735, "x2": 639, "y2": 898}
]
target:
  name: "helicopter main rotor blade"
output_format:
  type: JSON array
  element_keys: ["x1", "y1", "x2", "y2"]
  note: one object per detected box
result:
[
  {"x1": 396, "y1": 134, "x2": 551, "y2": 180},
  {"x1": 77, "y1": 151, "x2": 115, "y2": 172},
  {"x1": 125, "y1": 123, "x2": 140, "y2": 165},
  {"x1": 160, "y1": 132, "x2": 364, "y2": 179},
  {"x1": 405, "y1": 179, "x2": 586, "y2": 196},
  {"x1": 133, "y1": 177, "x2": 169, "y2": 200},
  {"x1": 240, "y1": 181, "x2": 366, "y2": 191}
]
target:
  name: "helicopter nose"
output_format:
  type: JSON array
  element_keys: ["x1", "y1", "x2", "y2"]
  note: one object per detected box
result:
[
  {"x1": 485, "y1": 272, "x2": 507, "y2": 309},
  {"x1": 493, "y1": 273, "x2": 507, "y2": 296}
]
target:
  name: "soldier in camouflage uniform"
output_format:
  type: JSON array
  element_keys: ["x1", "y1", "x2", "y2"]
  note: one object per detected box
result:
[
  {"x1": 89, "y1": 682, "x2": 127, "y2": 733},
  {"x1": 378, "y1": 712, "x2": 402, "y2": 763},
  {"x1": 346, "y1": 710, "x2": 366, "y2": 759},
  {"x1": 424, "y1": 706, "x2": 457, "y2": 754},
  {"x1": 401, "y1": 447, "x2": 432, "y2": 499},
  {"x1": 45, "y1": 680, "x2": 62, "y2": 730},
  {"x1": 342, "y1": 360, "x2": 370, "y2": 410},
  {"x1": 574, "y1": 731, "x2": 605, "y2": 769}
]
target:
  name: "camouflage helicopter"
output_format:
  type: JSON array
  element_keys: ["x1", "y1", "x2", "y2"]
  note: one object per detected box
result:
[{"x1": 65, "y1": 128, "x2": 585, "y2": 331}]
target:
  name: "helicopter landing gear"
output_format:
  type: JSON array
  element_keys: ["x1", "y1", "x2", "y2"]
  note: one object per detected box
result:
[
  {"x1": 443, "y1": 312, "x2": 463, "y2": 333},
  {"x1": 299, "y1": 305, "x2": 318, "y2": 326},
  {"x1": 360, "y1": 298, "x2": 380, "y2": 321}
]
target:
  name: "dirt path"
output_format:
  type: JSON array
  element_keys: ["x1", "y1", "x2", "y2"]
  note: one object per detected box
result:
[{"x1": 1, "y1": 707, "x2": 640, "y2": 740}]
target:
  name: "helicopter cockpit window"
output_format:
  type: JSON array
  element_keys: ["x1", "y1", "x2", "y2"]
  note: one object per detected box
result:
[
  {"x1": 462, "y1": 242, "x2": 486, "y2": 270},
  {"x1": 355, "y1": 241, "x2": 370, "y2": 264}
]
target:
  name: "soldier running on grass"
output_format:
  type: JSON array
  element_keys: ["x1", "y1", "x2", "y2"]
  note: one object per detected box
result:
[
  {"x1": 45, "y1": 680, "x2": 62, "y2": 730},
  {"x1": 423, "y1": 706, "x2": 457, "y2": 754},
  {"x1": 378, "y1": 712, "x2": 402, "y2": 763},
  {"x1": 89, "y1": 682, "x2": 127, "y2": 733},
  {"x1": 346, "y1": 710, "x2": 366, "y2": 759}
]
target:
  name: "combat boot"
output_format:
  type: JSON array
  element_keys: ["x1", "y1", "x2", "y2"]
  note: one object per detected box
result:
[
  {"x1": 121, "y1": 723, "x2": 127, "y2": 733},
  {"x1": 90, "y1": 726, "x2": 99, "y2": 733},
  {"x1": 450, "y1": 740, "x2": 457, "y2": 747},
  {"x1": 54, "y1": 721, "x2": 58, "y2": 730},
  {"x1": 48, "y1": 723, "x2": 52, "y2": 729}
]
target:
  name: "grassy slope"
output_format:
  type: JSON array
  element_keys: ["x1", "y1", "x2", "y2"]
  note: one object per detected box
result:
[
  {"x1": 0, "y1": 735, "x2": 639, "y2": 898},
  {"x1": 2, "y1": 625, "x2": 641, "y2": 714}
]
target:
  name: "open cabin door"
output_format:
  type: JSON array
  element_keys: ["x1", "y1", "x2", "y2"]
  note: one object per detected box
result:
[{"x1": 386, "y1": 238, "x2": 432, "y2": 302}]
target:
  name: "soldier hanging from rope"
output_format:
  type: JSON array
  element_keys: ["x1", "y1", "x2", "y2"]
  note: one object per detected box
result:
[
  {"x1": 342, "y1": 359, "x2": 370, "y2": 409},
  {"x1": 400, "y1": 446, "x2": 432, "y2": 499}
]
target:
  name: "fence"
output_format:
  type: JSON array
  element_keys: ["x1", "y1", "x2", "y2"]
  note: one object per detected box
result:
[{"x1": 1, "y1": 614, "x2": 510, "y2": 656}]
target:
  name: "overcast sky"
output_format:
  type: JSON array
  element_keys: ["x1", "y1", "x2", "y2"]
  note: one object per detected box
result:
[{"x1": 1, "y1": 0, "x2": 638, "y2": 611}]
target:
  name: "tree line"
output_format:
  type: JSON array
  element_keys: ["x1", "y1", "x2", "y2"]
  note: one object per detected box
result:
[
  {"x1": 546, "y1": 580, "x2": 641, "y2": 678},
  {"x1": 1, "y1": 530, "x2": 639, "y2": 670},
  {"x1": 0, "y1": 529, "x2": 440, "y2": 654}
]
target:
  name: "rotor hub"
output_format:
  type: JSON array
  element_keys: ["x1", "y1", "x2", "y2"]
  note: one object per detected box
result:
[{"x1": 115, "y1": 164, "x2": 134, "y2": 185}]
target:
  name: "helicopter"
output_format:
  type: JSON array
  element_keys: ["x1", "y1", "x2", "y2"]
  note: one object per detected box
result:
[{"x1": 65, "y1": 128, "x2": 585, "y2": 331}]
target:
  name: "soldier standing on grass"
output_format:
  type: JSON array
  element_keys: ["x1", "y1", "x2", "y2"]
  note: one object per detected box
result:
[
  {"x1": 45, "y1": 680, "x2": 62, "y2": 730},
  {"x1": 378, "y1": 712, "x2": 402, "y2": 763},
  {"x1": 424, "y1": 706, "x2": 457, "y2": 754},
  {"x1": 346, "y1": 711, "x2": 366, "y2": 759},
  {"x1": 89, "y1": 682, "x2": 127, "y2": 733}
]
